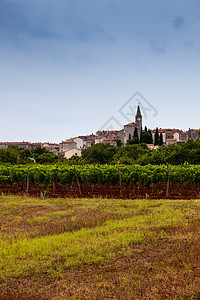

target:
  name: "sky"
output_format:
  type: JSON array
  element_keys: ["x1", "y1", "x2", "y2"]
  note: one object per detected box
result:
[{"x1": 0, "y1": 0, "x2": 200, "y2": 142}]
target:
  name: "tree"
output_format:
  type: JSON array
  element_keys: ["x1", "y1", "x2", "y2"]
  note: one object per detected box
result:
[
  {"x1": 148, "y1": 130, "x2": 153, "y2": 144},
  {"x1": 127, "y1": 138, "x2": 139, "y2": 145},
  {"x1": 139, "y1": 127, "x2": 142, "y2": 143},
  {"x1": 133, "y1": 128, "x2": 139, "y2": 144},
  {"x1": 35, "y1": 152, "x2": 58, "y2": 164},
  {"x1": 154, "y1": 128, "x2": 159, "y2": 145},
  {"x1": 32, "y1": 146, "x2": 47, "y2": 156},
  {"x1": 159, "y1": 132, "x2": 163, "y2": 146},
  {"x1": 81, "y1": 143, "x2": 117, "y2": 164},
  {"x1": 115, "y1": 139, "x2": 122, "y2": 147},
  {"x1": 140, "y1": 131, "x2": 153, "y2": 144}
]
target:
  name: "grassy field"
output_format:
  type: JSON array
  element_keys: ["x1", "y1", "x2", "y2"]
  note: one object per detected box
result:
[{"x1": 0, "y1": 196, "x2": 200, "y2": 299}]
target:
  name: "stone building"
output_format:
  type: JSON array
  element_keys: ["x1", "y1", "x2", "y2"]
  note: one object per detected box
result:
[
  {"x1": 123, "y1": 105, "x2": 142, "y2": 145},
  {"x1": 59, "y1": 138, "x2": 83, "y2": 152}
]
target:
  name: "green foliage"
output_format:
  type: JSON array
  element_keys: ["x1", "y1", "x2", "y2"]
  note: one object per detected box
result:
[
  {"x1": 0, "y1": 146, "x2": 58, "y2": 165},
  {"x1": 0, "y1": 139, "x2": 200, "y2": 168},
  {"x1": 35, "y1": 152, "x2": 58, "y2": 164},
  {"x1": 0, "y1": 164, "x2": 200, "y2": 185},
  {"x1": 32, "y1": 146, "x2": 47, "y2": 156},
  {"x1": 82, "y1": 143, "x2": 117, "y2": 164},
  {"x1": 81, "y1": 139, "x2": 200, "y2": 166},
  {"x1": 154, "y1": 127, "x2": 159, "y2": 145},
  {"x1": 133, "y1": 128, "x2": 139, "y2": 143},
  {"x1": 159, "y1": 132, "x2": 163, "y2": 146},
  {"x1": 140, "y1": 130, "x2": 153, "y2": 144},
  {"x1": 127, "y1": 138, "x2": 139, "y2": 145},
  {"x1": 115, "y1": 139, "x2": 122, "y2": 147}
]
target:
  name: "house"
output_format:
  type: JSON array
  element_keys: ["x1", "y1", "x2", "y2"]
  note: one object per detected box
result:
[
  {"x1": 58, "y1": 151, "x2": 65, "y2": 156},
  {"x1": 29, "y1": 143, "x2": 42, "y2": 149},
  {"x1": 95, "y1": 136, "x2": 106, "y2": 144},
  {"x1": 152, "y1": 128, "x2": 190, "y2": 144},
  {"x1": 174, "y1": 132, "x2": 188, "y2": 142},
  {"x1": 59, "y1": 138, "x2": 83, "y2": 152},
  {"x1": 42, "y1": 143, "x2": 59, "y2": 155},
  {"x1": 96, "y1": 130, "x2": 118, "y2": 137},
  {"x1": 152, "y1": 129, "x2": 174, "y2": 144},
  {"x1": 102, "y1": 139, "x2": 117, "y2": 146},
  {"x1": 177, "y1": 140, "x2": 186, "y2": 144},
  {"x1": 59, "y1": 140, "x2": 77, "y2": 152},
  {"x1": 187, "y1": 129, "x2": 199, "y2": 141},
  {"x1": 64, "y1": 148, "x2": 82, "y2": 159},
  {"x1": 59, "y1": 137, "x2": 84, "y2": 159},
  {"x1": 147, "y1": 144, "x2": 159, "y2": 150},
  {"x1": 84, "y1": 140, "x2": 94, "y2": 148},
  {"x1": 83, "y1": 137, "x2": 95, "y2": 148},
  {"x1": 0, "y1": 142, "x2": 31, "y2": 149},
  {"x1": 166, "y1": 139, "x2": 178, "y2": 145}
]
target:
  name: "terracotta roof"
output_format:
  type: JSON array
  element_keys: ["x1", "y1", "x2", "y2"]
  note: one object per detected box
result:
[
  {"x1": 0, "y1": 142, "x2": 30, "y2": 145},
  {"x1": 97, "y1": 130, "x2": 117, "y2": 133},
  {"x1": 166, "y1": 139, "x2": 177, "y2": 141},
  {"x1": 104, "y1": 138, "x2": 115, "y2": 141},
  {"x1": 65, "y1": 137, "x2": 78, "y2": 142},
  {"x1": 153, "y1": 129, "x2": 183, "y2": 133},
  {"x1": 61, "y1": 140, "x2": 76, "y2": 144},
  {"x1": 124, "y1": 123, "x2": 136, "y2": 127}
]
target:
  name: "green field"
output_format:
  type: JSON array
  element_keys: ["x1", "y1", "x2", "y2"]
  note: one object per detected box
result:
[{"x1": 0, "y1": 196, "x2": 200, "y2": 299}]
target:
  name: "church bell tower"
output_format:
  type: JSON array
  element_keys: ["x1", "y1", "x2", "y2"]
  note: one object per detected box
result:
[{"x1": 135, "y1": 105, "x2": 142, "y2": 139}]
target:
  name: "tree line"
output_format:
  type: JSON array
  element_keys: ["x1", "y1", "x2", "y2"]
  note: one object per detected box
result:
[
  {"x1": 0, "y1": 145, "x2": 59, "y2": 164},
  {"x1": 0, "y1": 133, "x2": 199, "y2": 166},
  {"x1": 80, "y1": 138, "x2": 200, "y2": 165},
  {"x1": 126, "y1": 126, "x2": 163, "y2": 146}
]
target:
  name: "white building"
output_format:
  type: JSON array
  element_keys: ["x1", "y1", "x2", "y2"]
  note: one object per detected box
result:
[
  {"x1": 59, "y1": 138, "x2": 83, "y2": 152},
  {"x1": 64, "y1": 148, "x2": 82, "y2": 159}
]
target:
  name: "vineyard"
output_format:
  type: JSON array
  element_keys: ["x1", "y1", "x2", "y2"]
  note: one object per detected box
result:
[{"x1": 0, "y1": 164, "x2": 200, "y2": 199}]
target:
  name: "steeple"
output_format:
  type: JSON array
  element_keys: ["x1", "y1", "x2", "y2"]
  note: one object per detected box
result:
[
  {"x1": 136, "y1": 105, "x2": 142, "y2": 117},
  {"x1": 135, "y1": 105, "x2": 142, "y2": 140}
]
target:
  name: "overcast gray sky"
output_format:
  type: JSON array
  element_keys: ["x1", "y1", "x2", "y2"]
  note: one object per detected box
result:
[{"x1": 0, "y1": 0, "x2": 200, "y2": 142}]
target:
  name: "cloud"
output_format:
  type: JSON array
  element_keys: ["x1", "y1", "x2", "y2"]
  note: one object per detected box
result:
[
  {"x1": 71, "y1": 22, "x2": 115, "y2": 43},
  {"x1": 173, "y1": 16, "x2": 185, "y2": 29},
  {"x1": 0, "y1": 0, "x2": 115, "y2": 43},
  {"x1": 0, "y1": 0, "x2": 62, "y2": 40},
  {"x1": 149, "y1": 40, "x2": 167, "y2": 54},
  {"x1": 180, "y1": 39, "x2": 200, "y2": 52}
]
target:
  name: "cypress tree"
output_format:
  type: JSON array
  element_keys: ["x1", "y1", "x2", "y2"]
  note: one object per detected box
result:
[
  {"x1": 139, "y1": 127, "x2": 143, "y2": 144},
  {"x1": 134, "y1": 128, "x2": 139, "y2": 144},
  {"x1": 154, "y1": 127, "x2": 159, "y2": 145},
  {"x1": 159, "y1": 132, "x2": 163, "y2": 146},
  {"x1": 148, "y1": 129, "x2": 153, "y2": 144}
]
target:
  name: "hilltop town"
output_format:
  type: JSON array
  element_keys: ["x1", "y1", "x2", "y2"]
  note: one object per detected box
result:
[{"x1": 0, "y1": 105, "x2": 199, "y2": 159}]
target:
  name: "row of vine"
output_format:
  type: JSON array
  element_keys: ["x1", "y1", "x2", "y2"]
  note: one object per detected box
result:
[{"x1": 0, "y1": 164, "x2": 199, "y2": 186}]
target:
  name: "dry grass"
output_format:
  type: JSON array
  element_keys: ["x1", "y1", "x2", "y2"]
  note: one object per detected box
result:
[{"x1": 0, "y1": 196, "x2": 200, "y2": 299}]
